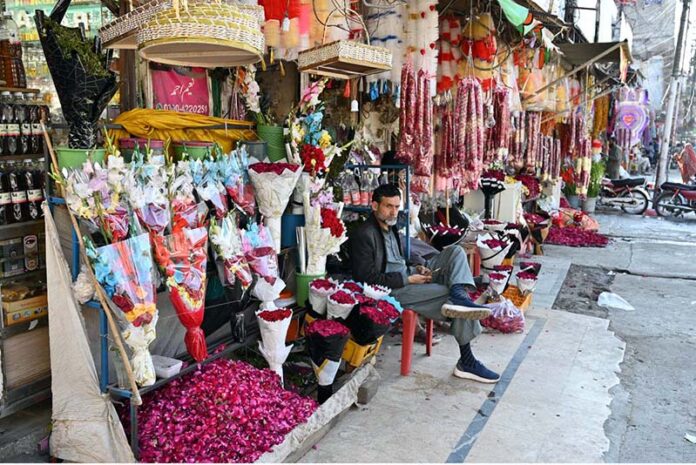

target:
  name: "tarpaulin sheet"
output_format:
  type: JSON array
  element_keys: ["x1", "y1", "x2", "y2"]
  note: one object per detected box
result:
[{"x1": 44, "y1": 204, "x2": 135, "y2": 463}]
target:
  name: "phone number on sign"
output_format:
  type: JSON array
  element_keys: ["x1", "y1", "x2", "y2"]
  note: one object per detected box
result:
[{"x1": 155, "y1": 103, "x2": 209, "y2": 114}]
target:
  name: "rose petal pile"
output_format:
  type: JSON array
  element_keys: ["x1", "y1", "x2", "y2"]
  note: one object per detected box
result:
[
  {"x1": 258, "y1": 308, "x2": 293, "y2": 322},
  {"x1": 340, "y1": 281, "x2": 363, "y2": 294},
  {"x1": 516, "y1": 174, "x2": 541, "y2": 199},
  {"x1": 310, "y1": 278, "x2": 336, "y2": 292},
  {"x1": 249, "y1": 163, "x2": 300, "y2": 175},
  {"x1": 524, "y1": 213, "x2": 547, "y2": 225},
  {"x1": 305, "y1": 319, "x2": 350, "y2": 338},
  {"x1": 546, "y1": 226, "x2": 609, "y2": 247},
  {"x1": 131, "y1": 358, "x2": 317, "y2": 463},
  {"x1": 329, "y1": 290, "x2": 357, "y2": 306},
  {"x1": 481, "y1": 169, "x2": 505, "y2": 181}
]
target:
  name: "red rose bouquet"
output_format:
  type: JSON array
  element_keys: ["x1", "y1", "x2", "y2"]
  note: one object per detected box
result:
[
  {"x1": 327, "y1": 290, "x2": 357, "y2": 320},
  {"x1": 308, "y1": 278, "x2": 338, "y2": 316},
  {"x1": 305, "y1": 319, "x2": 350, "y2": 403},
  {"x1": 516, "y1": 270, "x2": 539, "y2": 295},
  {"x1": 302, "y1": 201, "x2": 347, "y2": 275},
  {"x1": 256, "y1": 308, "x2": 294, "y2": 383},
  {"x1": 300, "y1": 144, "x2": 327, "y2": 174},
  {"x1": 152, "y1": 227, "x2": 209, "y2": 362}
]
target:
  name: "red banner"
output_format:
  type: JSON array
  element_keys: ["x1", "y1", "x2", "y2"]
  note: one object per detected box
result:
[{"x1": 151, "y1": 65, "x2": 210, "y2": 115}]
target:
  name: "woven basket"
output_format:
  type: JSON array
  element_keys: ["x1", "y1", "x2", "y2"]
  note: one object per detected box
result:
[
  {"x1": 101, "y1": 0, "x2": 265, "y2": 50},
  {"x1": 137, "y1": 3, "x2": 264, "y2": 68},
  {"x1": 298, "y1": 40, "x2": 392, "y2": 79}
]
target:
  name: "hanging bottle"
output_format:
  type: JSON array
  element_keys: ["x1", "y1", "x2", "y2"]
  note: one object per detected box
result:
[
  {"x1": 24, "y1": 159, "x2": 41, "y2": 220},
  {"x1": 14, "y1": 92, "x2": 29, "y2": 155},
  {"x1": 2, "y1": 91, "x2": 18, "y2": 156},
  {"x1": 8, "y1": 161, "x2": 27, "y2": 223},
  {"x1": 0, "y1": 163, "x2": 10, "y2": 225}
]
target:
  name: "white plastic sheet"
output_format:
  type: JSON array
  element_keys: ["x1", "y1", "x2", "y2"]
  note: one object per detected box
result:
[{"x1": 44, "y1": 205, "x2": 134, "y2": 463}]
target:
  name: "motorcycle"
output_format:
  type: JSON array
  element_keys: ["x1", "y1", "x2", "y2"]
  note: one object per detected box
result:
[
  {"x1": 597, "y1": 177, "x2": 650, "y2": 214},
  {"x1": 654, "y1": 182, "x2": 696, "y2": 218}
]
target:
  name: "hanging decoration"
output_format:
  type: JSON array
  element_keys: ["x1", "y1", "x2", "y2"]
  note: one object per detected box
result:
[
  {"x1": 366, "y1": 2, "x2": 405, "y2": 93},
  {"x1": 437, "y1": 16, "x2": 462, "y2": 93},
  {"x1": 454, "y1": 77, "x2": 486, "y2": 192},
  {"x1": 459, "y1": 13, "x2": 498, "y2": 91},
  {"x1": 614, "y1": 88, "x2": 650, "y2": 148},
  {"x1": 485, "y1": 86, "x2": 511, "y2": 164},
  {"x1": 404, "y1": 0, "x2": 439, "y2": 77}
]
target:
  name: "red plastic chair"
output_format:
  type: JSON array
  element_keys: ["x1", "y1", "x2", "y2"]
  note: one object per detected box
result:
[{"x1": 400, "y1": 309, "x2": 433, "y2": 376}]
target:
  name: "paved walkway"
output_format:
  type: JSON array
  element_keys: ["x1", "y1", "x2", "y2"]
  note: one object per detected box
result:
[{"x1": 302, "y1": 254, "x2": 625, "y2": 462}]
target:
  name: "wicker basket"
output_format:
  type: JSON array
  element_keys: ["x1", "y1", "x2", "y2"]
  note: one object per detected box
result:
[
  {"x1": 136, "y1": 2, "x2": 264, "y2": 68},
  {"x1": 298, "y1": 39, "x2": 392, "y2": 79},
  {"x1": 101, "y1": 0, "x2": 265, "y2": 50}
]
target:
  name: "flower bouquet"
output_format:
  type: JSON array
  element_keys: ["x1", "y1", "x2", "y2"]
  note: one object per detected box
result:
[
  {"x1": 340, "y1": 281, "x2": 364, "y2": 295},
  {"x1": 516, "y1": 271, "x2": 538, "y2": 295},
  {"x1": 169, "y1": 161, "x2": 209, "y2": 234},
  {"x1": 241, "y1": 222, "x2": 280, "y2": 284},
  {"x1": 482, "y1": 219, "x2": 506, "y2": 232},
  {"x1": 492, "y1": 264, "x2": 514, "y2": 290},
  {"x1": 480, "y1": 168, "x2": 507, "y2": 219},
  {"x1": 524, "y1": 211, "x2": 551, "y2": 247},
  {"x1": 191, "y1": 158, "x2": 229, "y2": 220},
  {"x1": 218, "y1": 146, "x2": 256, "y2": 216},
  {"x1": 519, "y1": 261, "x2": 542, "y2": 276},
  {"x1": 424, "y1": 222, "x2": 466, "y2": 251},
  {"x1": 327, "y1": 289, "x2": 357, "y2": 320},
  {"x1": 308, "y1": 278, "x2": 337, "y2": 316},
  {"x1": 152, "y1": 227, "x2": 209, "y2": 362},
  {"x1": 302, "y1": 201, "x2": 348, "y2": 275},
  {"x1": 256, "y1": 308, "x2": 294, "y2": 383},
  {"x1": 305, "y1": 319, "x2": 351, "y2": 404},
  {"x1": 364, "y1": 283, "x2": 390, "y2": 300},
  {"x1": 209, "y1": 212, "x2": 252, "y2": 291},
  {"x1": 251, "y1": 276, "x2": 286, "y2": 311},
  {"x1": 132, "y1": 358, "x2": 317, "y2": 463},
  {"x1": 85, "y1": 234, "x2": 158, "y2": 386},
  {"x1": 487, "y1": 272, "x2": 508, "y2": 297},
  {"x1": 477, "y1": 233, "x2": 512, "y2": 271},
  {"x1": 248, "y1": 162, "x2": 302, "y2": 252},
  {"x1": 345, "y1": 298, "x2": 401, "y2": 345},
  {"x1": 126, "y1": 156, "x2": 170, "y2": 236}
]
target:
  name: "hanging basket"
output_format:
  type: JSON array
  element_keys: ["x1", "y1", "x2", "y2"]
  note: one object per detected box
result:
[
  {"x1": 136, "y1": 2, "x2": 264, "y2": 67},
  {"x1": 297, "y1": 7, "x2": 391, "y2": 79},
  {"x1": 100, "y1": 0, "x2": 265, "y2": 50}
]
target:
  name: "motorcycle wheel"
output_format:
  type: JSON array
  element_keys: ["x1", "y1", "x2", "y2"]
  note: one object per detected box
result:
[
  {"x1": 654, "y1": 192, "x2": 686, "y2": 218},
  {"x1": 620, "y1": 190, "x2": 649, "y2": 215}
]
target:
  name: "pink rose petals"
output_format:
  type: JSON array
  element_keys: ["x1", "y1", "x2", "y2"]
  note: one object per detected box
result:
[
  {"x1": 546, "y1": 226, "x2": 609, "y2": 248},
  {"x1": 340, "y1": 281, "x2": 363, "y2": 294},
  {"x1": 359, "y1": 305, "x2": 392, "y2": 326},
  {"x1": 310, "y1": 279, "x2": 336, "y2": 292},
  {"x1": 130, "y1": 359, "x2": 317, "y2": 463},
  {"x1": 329, "y1": 290, "x2": 357, "y2": 305}
]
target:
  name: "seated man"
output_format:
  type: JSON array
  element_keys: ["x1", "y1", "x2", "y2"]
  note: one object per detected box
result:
[{"x1": 350, "y1": 184, "x2": 500, "y2": 383}]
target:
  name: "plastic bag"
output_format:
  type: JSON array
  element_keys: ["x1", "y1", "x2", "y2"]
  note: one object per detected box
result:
[
  {"x1": 481, "y1": 298, "x2": 525, "y2": 333},
  {"x1": 597, "y1": 292, "x2": 635, "y2": 311}
]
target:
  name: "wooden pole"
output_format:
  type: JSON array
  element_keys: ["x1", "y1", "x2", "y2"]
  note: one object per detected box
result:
[{"x1": 42, "y1": 124, "x2": 143, "y2": 406}]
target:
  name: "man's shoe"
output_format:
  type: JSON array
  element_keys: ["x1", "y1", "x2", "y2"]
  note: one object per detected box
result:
[
  {"x1": 453, "y1": 359, "x2": 500, "y2": 383},
  {"x1": 441, "y1": 301, "x2": 491, "y2": 320}
]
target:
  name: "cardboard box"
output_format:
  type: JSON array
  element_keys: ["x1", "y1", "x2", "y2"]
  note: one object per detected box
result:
[{"x1": 2, "y1": 294, "x2": 48, "y2": 327}]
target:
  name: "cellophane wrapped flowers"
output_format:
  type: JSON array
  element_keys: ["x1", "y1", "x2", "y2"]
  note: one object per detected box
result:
[
  {"x1": 303, "y1": 193, "x2": 347, "y2": 275},
  {"x1": 345, "y1": 297, "x2": 401, "y2": 345},
  {"x1": 305, "y1": 319, "x2": 350, "y2": 404},
  {"x1": 218, "y1": 146, "x2": 256, "y2": 216},
  {"x1": 364, "y1": 283, "x2": 390, "y2": 300},
  {"x1": 516, "y1": 271, "x2": 539, "y2": 295},
  {"x1": 85, "y1": 234, "x2": 158, "y2": 386},
  {"x1": 152, "y1": 227, "x2": 209, "y2": 362},
  {"x1": 326, "y1": 290, "x2": 357, "y2": 320},
  {"x1": 308, "y1": 278, "x2": 337, "y2": 316},
  {"x1": 256, "y1": 309, "x2": 294, "y2": 383},
  {"x1": 487, "y1": 272, "x2": 508, "y2": 296},
  {"x1": 248, "y1": 162, "x2": 302, "y2": 252},
  {"x1": 126, "y1": 154, "x2": 171, "y2": 235},
  {"x1": 169, "y1": 161, "x2": 208, "y2": 234},
  {"x1": 209, "y1": 212, "x2": 252, "y2": 291},
  {"x1": 477, "y1": 233, "x2": 512, "y2": 270},
  {"x1": 131, "y1": 357, "x2": 317, "y2": 463}
]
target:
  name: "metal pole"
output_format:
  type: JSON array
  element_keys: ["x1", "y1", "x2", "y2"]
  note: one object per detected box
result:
[
  {"x1": 656, "y1": 0, "x2": 691, "y2": 192},
  {"x1": 594, "y1": 0, "x2": 601, "y2": 43}
]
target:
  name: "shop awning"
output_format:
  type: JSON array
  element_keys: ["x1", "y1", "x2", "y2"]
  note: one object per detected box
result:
[{"x1": 558, "y1": 41, "x2": 633, "y2": 67}]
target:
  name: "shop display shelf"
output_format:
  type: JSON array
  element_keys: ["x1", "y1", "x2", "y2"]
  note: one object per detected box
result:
[
  {"x1": 0, "y1": 269, "x2": 46, "y2": 285},
  {"x1": 0, "y1": 153, "x2": 46, "y2": 161},
  {"x1": 0, "y1": 219, "x2": 45, "y2": 240}
]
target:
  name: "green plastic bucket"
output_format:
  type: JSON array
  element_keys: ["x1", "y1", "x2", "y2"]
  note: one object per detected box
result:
[
  {"x1": 295, "y1": 272, "x2": 326, "y2": 308},
  {"x1": 55, "y1": 147, "x2": 106, "y2": 170},
  {"x1": 173, "y1": 141, "x2": 215, "y2": 160},
  {"x1": 256, "y1": 124, "x2": 286, "y2": 162}
]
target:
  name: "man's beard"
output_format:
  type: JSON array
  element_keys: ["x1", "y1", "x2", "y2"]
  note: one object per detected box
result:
[{"x1": 376, "y1": 212, "x2": 398, "y2": 226}]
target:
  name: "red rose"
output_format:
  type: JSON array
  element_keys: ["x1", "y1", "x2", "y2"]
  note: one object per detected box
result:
[
  {"x1": 329, "y1": 290, "x2": 356, "y2": 306},
  {"x1": 300, "y1": 145, "x2": 327, "y2": 174},
  {"x1": 258, "y1": 308, "x2": 293, "y2": 322},
  {"x1": 310, "y1": 279, "x2": 336, "y2": 291},
  {"x1": 341, "y1": 282, "x2": 363, "y2": 294},
  {"x1": 320, "y1": 208, "x2": 345, "y2": 238},
  {"x1": 249, "y1": 163, "x2": 300, "y2": 175},
  {"x1": 305, "y1": 319, "x2": 350, "y2": 338}
]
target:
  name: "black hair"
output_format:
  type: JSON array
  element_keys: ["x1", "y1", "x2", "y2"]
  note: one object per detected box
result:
[{"x1": 372, "y1": 183, "x2": 401, "y2": 203}]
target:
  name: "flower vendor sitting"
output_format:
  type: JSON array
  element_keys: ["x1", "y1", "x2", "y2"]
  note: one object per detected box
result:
[{"x1": 349, "y1": 184, "x2": 500, "y2": 383}]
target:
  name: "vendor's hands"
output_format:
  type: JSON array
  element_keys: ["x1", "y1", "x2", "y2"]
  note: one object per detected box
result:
[
  {"x1": 415, "y1": 265, "x2": 432, "y2": 276},
  {"x1": 408, "y1": 274, "x2": 432, "y2": 285}
]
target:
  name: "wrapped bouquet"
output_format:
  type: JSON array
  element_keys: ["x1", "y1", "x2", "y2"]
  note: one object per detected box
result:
[
  {"x1": 302, "y1": 193, "x2": 347, "y2": 275},
  {"x1": 256, "y1": 308, "x2": 293, "y2": 383},
  {"x1": 305, "y1": 319, "x2": 350, "y2": 404},
  {"x1": 209, "y1": 212, "x2": 252, "y2": 290}
]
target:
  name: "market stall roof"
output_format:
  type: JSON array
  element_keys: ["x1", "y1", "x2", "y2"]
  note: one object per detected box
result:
[{"x1": 558, "y1": 41, "x2": 633, "y2": 67}]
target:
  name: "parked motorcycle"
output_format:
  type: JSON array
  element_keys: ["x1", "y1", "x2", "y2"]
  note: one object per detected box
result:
[
  {"x1": 654, "y1": 182, "x2": 696, "y2": 218},
  {"x1": 597, "y1": 178, "x2": 650, "y2": 214}
]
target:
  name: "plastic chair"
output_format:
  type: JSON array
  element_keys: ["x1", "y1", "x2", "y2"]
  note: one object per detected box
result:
[{"x1": 400, "y1": 309, "x2": 433, "y2": 376}]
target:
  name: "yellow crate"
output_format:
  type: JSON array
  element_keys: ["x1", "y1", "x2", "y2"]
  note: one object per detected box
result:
[
  {"x1": 341, "y1": 336, "x2": 383, "y2": 368},
  {"x1": 501, "y1": 285, "x2": 533, "y2": 313}
]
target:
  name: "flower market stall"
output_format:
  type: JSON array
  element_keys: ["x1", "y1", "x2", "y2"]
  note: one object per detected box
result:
[{"x1": 31, "y1": 0, "x2": 645, "y2": 462}]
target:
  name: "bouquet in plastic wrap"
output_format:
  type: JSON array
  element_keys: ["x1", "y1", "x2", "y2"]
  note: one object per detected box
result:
[
  {"x1": 516, "y1": 271, "x2": 538, "y2": 296},
  {"x1": 477, "y1": 233, "x2": 512, "y2": 272},
  {"x1": 256, "y1": 308, "x2": 293, "y2": 383},
  {"x1": 169, "y1": 160, "x2": 208, "y2": 234},
  {"x1": 308, "y1": 278, "x2": 337, "y2": 316},
  {"x1": 152, "y1": 227, "x2": 209, "y2": 362},
  {"x1": 126, "y1": 155, "x2": 170, "y2": 236},
  {"x1": 191, "y1": 158, "x2": 229, "y2": 220},
  {"x1": 85, "y1": 234, "x2": 158, "y2": 386},
  {"x1": 302, "y1": 194, "x2": 347, "y2": 275},
  {"x1": 326, "y1": 289, "x2": 356, "y2": 320},
  {"x1": 305, "y1": 319, "x2": 350, "y2": 404},
  {"x1": 248, "y1": 162, "x2": 302, "y2": 252},
  {"x1": 218, "y1": 147, "x2": 256, "y2": 216},
  {"x1": 241, "y1": 222, "x2": 280, "y2": 284},
  {"x1": 487, "y1": 272, "x2": 508, "y2": 297},
  {"x1": 481, "y1": 298, "x2": 525, "y2": 333},
  {"x1": 345, "y1": 298, "x2": 400, "y2": 345},
  {"x1": 209, "y1": 212, "x2": 252, "y2": 291}
]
